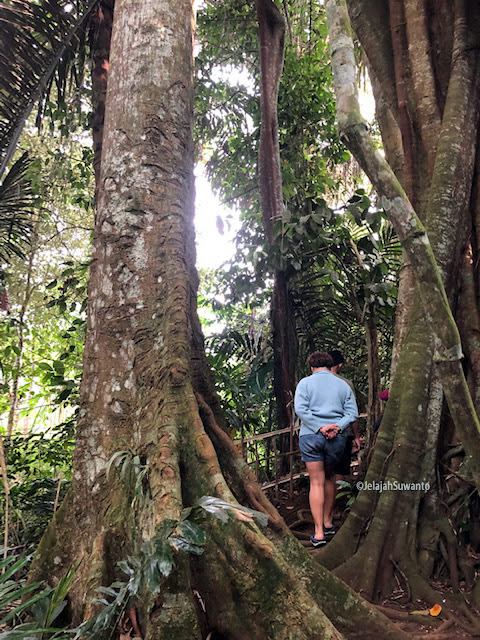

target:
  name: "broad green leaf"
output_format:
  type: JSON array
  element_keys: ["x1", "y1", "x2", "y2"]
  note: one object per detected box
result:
[
  {"x1": 156, "y1": 540, "x2": 173, "y2": 577},
  {"x1": 170, "y1": 537, "x2": 204, "y2": 556},
  {"x1": 176, "y1": 521, "x2": 206, "y2": 547}
]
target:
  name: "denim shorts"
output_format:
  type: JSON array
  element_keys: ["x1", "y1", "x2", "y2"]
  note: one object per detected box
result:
[{"x1": 299, "y1": 432, "x2": 346, "y2": 466}]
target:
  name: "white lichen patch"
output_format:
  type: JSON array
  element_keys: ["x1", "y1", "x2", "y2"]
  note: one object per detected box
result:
[
  {"x1": 119, "y1": 266, "x2": 134, "y2": 284},
  {"x1": 88, "y1": 377, "x2": 99, "y2": 403},
  {"x1": 343, "y1": 593, "x2": 357, "y2": 611},
  {"x1": 85, "y1": 456, "x2": 106, "y2": 485},
  {"x1": 101, "y1": 276, "x2": 113, "y2": 298},
  {"x1": 124, "y1": 373, "x2": 135, "y2": 390},
  {"x1": 127, "y1": 277, "x2": 141, "y2": 301},
  {"x1": 131, "y1": 235, "x2": 148, "y2": 270},
  {"x1": 90, "y1": 421, "x2": 102, "y2": 436},
  {"x1": 104, "y1": 177, "x2": 116, "y2": 191},
  {"x1": 380, "y1": 196, "x2": 392, "y2": 211},
  {"x1": 112, "y1": 401, "x2": 123, "y2": 414}
]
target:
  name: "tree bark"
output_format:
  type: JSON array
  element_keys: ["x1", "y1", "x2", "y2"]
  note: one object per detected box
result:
[
  {"x1": 364, "y1": 306, "x2": 381, "y2": 439},
  {"x1": 457, "y1": 243, "x2": 480, "y2": 414},
  {"x1": 89, "y1": 0, "x2": 114, "y2": 194}
]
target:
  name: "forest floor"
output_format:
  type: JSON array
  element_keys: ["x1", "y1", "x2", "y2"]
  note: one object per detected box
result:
[{"x1": 268, "y1": 480, "x2": 479, "y2": 639}]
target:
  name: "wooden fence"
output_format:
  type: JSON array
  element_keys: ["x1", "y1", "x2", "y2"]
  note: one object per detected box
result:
[
  {"x1": 235, "y1": 422, "x2": 302, "y2": 501},
  {"x1": 235, "y1": 415, "x2": 367, "y2": 501}
]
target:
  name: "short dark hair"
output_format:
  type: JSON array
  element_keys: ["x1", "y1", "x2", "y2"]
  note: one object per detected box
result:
[
  {"x1": 309, "y1": 351, "x2": 334, "y2": 369},
  {"x1": 328, "y1": 350, "x2": 344, "y2": 367}
]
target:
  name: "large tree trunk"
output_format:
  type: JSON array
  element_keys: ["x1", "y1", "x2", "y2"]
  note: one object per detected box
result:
[
  {"x1": 256, "y1": 0, "x2": 298, "y2": 445},
  {"x1": 321, "y1": 0, "x2": 480, "y2": 605},
  {"x1": 29, "y1": 1, "x2": 409, "y2": 638}
]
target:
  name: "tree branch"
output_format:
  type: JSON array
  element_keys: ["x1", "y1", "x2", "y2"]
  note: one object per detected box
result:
[
  {"x1": 404, "y1": 0, "x2": 441, "y2": 170},
  {"x1": 388, "y1": 0, "x2": 416, "y2": 202},
  {"x1": 346, "y1": 0, "x2": 398, "y2": 116}
]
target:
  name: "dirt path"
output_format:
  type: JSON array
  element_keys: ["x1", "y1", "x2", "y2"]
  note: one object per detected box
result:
[{"x1": 269, "y1": 482, "x2": 479, "y2": 639}]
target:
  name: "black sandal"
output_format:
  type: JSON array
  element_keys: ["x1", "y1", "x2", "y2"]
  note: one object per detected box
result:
[{"x1": 310, "y1": 535, "x2": 327, "y2": 547}]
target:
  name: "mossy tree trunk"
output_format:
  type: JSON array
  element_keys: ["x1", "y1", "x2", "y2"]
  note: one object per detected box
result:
[
  {"x1": 322, "y1": 0, "x2": 480, "y2": 605},
  {"x1": 30, "y1": 0, "x2": 410, "y2": 638}
]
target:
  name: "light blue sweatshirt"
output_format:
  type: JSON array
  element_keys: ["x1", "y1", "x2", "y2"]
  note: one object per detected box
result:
[{"x1": 294, "y1": 370, "x2": 359, "y2": 436}]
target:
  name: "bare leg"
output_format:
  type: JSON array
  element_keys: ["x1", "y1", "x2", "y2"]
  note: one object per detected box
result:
[
  {"x1": 305, "y1": 461, "x2": 325, "y2": 540},
  {"x1": 324, "y1": 473, "x2": 343, "y2": 528}
]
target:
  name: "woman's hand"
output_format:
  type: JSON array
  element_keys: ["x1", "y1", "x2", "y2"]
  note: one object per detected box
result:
[{"x1": 320, "y1": 424, "x2": 340, "y2": 439}]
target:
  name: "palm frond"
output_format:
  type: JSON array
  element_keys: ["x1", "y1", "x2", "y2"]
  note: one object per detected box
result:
[
  {"x1": 0, "y1": 0, "x2": 98, "y2": 179},
  {"x1": 0, "y1": 152, "x2": 36, "y2": 262}
]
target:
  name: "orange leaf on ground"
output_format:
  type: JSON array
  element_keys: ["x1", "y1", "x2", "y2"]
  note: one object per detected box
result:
[{"x1": 429, "y1": 604, "x2": 442, "y2": 616}]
